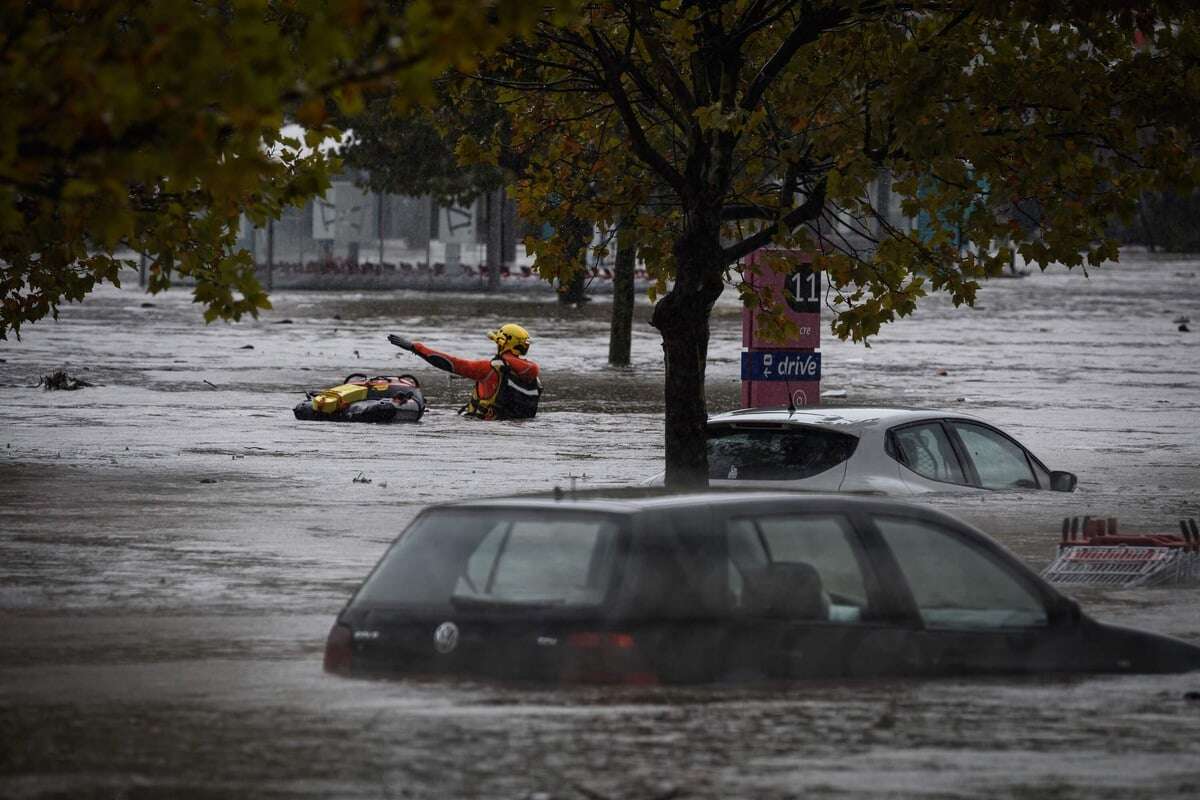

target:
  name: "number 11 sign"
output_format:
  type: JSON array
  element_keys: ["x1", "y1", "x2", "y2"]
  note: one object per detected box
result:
[
  {"x1": 785, "y1": 265, "x2": 821, "y2": 314},
  {"x1": 741, "y1": 249, "x2": 821, "y2": 407},
  {"x1": 741, "y1": 250, "x2": 821, "y2": 350}
]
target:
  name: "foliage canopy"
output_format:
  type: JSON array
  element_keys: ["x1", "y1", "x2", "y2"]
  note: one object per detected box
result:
[
  {"x1": 475, "y1": 1, "x2": 1200, "y2": 341},
  {"x1": 0, "y1": 0, "x2": 573, "y2": 339},
  {"x1": 459, "y1": 0, "x2": 1200, "y2": 485},
  {"x1": 337, "y1": 85, "x2": 510, "y2": 205}
]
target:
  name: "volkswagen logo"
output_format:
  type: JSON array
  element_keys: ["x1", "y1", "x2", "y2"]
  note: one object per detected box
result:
[{"x1": 433, "y1": 622, "x2": 459, "y2": 654}]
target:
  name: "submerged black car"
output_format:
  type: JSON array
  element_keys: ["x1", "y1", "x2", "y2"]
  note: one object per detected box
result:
[{"x1": 325, "y1": 492, "x2": 1200, "y2": 684}]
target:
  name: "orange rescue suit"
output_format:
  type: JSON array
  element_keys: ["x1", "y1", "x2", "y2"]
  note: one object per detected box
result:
[{"x1": 411, "y1": 343, "x2": 540, "y2": 420}]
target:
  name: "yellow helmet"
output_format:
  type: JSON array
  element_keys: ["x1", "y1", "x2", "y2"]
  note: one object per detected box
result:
[{"x1": 487, "y1": 323, "x2": 532, "y2": 356}]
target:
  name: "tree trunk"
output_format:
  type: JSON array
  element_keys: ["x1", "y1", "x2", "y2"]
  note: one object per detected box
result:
[
  {"x1": 501, "y1": 194, "x2": 517, "y2": 266},
  {"x1": 266, "y1": 218, "x2": 274, "y2": 291},
  {"x1": 377, "y1": 192, "x2": 386, "y2": 267},
  {"x1": 1138, "y1": 192, "x2": 1157, "y2": 253},
  {"x1": 486, "y1": 188, "x2": 503, "y2": 291},
  {"x1": 558, "y1": 216, "x2": 592, "y2": 305},
  {"x1": 608, "y1": 221, "x2": 636, "y2": 366},
  {"x1": 652, "y1": 223, "x2": 726, "y2": 489},
  {"x1": 874, "y1": 170, "x2": 890, "y2": 238}
]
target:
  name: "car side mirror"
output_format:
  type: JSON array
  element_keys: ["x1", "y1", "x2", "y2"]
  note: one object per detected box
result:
[{"x1": 1050, "y1": 471, "x2": 1078, "y2": 492}]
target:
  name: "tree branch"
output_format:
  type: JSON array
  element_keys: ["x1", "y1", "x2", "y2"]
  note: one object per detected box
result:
[
  {"x1": 723, "y1": 176, "x2": 828, "y2": 263},
  {"x1": 586, "y1": 27, "x2": 687, "y2": 195},
  {"x1": 624, "y1": 3, "x2": 698, "y2": 118},
  {"x1": 741, "y1": 5, "x2": 850, "y2": 112}
]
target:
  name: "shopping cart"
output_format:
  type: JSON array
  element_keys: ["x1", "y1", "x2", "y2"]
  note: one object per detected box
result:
[{"x1": 1041, "y1": 516, "x2": 1200, "y2": 588}]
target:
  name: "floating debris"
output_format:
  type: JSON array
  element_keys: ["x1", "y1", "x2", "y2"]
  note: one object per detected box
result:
[
  {"x1": 239, "y1": 345, "x2": 255, "y2": 350},
  {"x1": 37, "y1": 370, "x2": 93, "y2": 390}
]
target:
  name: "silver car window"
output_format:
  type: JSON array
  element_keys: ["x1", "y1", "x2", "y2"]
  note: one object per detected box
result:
[
  {"x1": 950, "y1": 422, "x2": 1038, "y2": 489},
  {"x1": 892, "y1": 423, "x2": 967, "y2": 484},
  {"x1": 707, "y1": 426, "x2": 857, "y2": 481},
  {"x1": 875, "y1": 515, "x2": 1048, "y2": 629}
]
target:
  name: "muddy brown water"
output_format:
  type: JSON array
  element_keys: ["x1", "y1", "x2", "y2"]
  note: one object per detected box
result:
[{"x1": 1, "y1": 253, "x2": 1198, "y2": 798}]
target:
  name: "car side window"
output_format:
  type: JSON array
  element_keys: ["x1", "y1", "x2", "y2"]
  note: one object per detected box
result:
[
  {"x1": 1026, "y1": 452, "x2": 1050, "y2": 489},
  {"x1": 890, "y1": 423, "x2": 967, "y2": 484},
  {"x1": 874, "y1": 516, "x2": 1048, "y2": 629},
  {"x1": 727, "y1": 515, "x2": 869, "y2": 623},
  {"x1": 949, "y1": 422, "x2": 1037, "y2": 489}
]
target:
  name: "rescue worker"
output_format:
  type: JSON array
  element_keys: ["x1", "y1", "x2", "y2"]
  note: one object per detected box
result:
[{"x1": 387, "y1": 324, "x2": 542, "y2": 420}]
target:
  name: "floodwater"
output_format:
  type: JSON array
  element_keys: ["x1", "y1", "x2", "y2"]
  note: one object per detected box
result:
[{"x1": 1, "y1": 252, "x2": 1198, "y2": 798}]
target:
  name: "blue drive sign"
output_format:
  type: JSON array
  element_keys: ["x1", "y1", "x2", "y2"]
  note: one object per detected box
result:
[{"x1": 741, "y1": 351, "x2": 821, "y2": 381}]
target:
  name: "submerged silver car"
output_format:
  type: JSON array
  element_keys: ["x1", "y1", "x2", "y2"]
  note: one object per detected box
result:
[{"x1": 649, "y1": 407, "x2": 1077, "y2": 495}]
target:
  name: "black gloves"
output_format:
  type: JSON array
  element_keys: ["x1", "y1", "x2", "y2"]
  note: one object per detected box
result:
[{"x1": 388, "y1": 334, "x2": 414, "y2": 351}]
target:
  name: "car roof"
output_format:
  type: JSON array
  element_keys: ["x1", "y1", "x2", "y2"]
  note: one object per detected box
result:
[
  {"x1": 434, "y1": 488, "x2": 931, "y2": 518},
  {"x1": 706, "y1": 406, "x2": 987, "y2": 433}
]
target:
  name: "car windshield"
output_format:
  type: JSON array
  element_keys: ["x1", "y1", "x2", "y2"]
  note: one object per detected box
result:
[
  {"x1": 349, "y1": 509, "x2": 623, "y2": 611},
  {"x1": 707, "y1": 425, "x2": 858, "y2": 481}
]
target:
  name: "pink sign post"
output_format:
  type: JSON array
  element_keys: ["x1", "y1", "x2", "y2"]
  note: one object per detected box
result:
[{"x1": 741, "y1": 249, "x2": 821, "y2": 408}]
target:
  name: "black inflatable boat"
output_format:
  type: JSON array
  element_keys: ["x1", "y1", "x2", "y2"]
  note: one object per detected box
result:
[{"x1": 294, "y1": 373, "x2": 426, "y2": 423}]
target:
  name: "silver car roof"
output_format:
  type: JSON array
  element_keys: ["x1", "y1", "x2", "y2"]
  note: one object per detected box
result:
[{"x1": 706, "y1": 406, "x2": 988, "y2": 433}]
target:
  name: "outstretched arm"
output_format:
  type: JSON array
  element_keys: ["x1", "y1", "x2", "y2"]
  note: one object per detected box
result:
[
  {"x1": 414, "y1": 344, "x2": 494, "y2": 380},
  {"x1": 389, "y1": 334, "x2": 495, "y2": 380}
]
